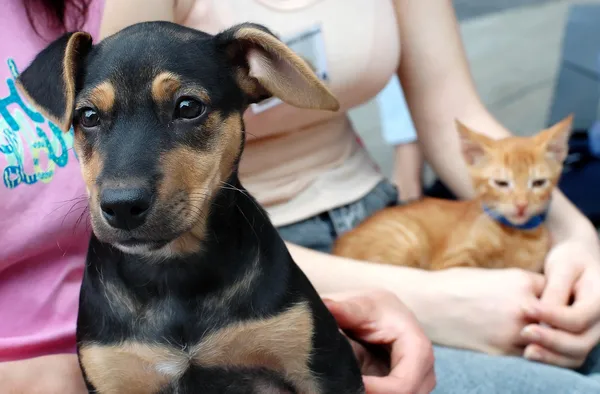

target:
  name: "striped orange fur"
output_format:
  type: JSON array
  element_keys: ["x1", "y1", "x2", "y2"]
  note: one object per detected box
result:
[{"x1": 333, "y1": 115, "x2": 573, "y2": 272}]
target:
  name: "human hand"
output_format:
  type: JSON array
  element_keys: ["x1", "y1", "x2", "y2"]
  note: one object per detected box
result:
[
  {"x1": 323, "y1": 290, "x2": 435, "y2": 394},
  {"x1": 0, "y1": 354, "x2": 87, "y2": 394},
  {"x1": 423, "y1": 267, "x2": 546, "y2": 356},
  {"x1": 521, "y1": 239, "x2": 600, "y2": 368}
]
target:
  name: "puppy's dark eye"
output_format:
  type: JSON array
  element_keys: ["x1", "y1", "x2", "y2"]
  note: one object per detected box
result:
[
  {"x1": 174, "y1": 98, "x2": 205, "y2": 120},
  {"x1": 79, "y1": 108, "x2": 100, "y2": 128}
]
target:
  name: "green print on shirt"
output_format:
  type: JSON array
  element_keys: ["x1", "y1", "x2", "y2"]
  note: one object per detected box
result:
[{"x1": 0, "y1": 58, "x2": 76, "y2": 189}]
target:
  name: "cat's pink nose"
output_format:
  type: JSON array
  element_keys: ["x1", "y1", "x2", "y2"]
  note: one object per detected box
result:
[{"x1": 515, "y1": 203, "x2": 528, "y2": 216}]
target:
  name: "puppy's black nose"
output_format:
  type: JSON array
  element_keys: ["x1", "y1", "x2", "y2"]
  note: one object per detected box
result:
[{"x1": 100, "y1": 188, "x2": 153, "y2": 230}]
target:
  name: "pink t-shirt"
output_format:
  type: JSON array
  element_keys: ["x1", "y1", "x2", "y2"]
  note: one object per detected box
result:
[{"x1": 0, "y1": 1, "x2": 104, "y2": 361}]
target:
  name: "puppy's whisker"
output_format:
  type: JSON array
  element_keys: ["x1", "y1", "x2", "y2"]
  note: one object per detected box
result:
[
  {"x1": 48, "y1": 195, "x2": 88, "y2": 221},
  {"x1": 219, "y1": 182, "x2": 266, "y2": 219},
  {"x1": 73, "y1": 206, "x2": 91, "y2": 235},
  {"x1": 53, "y1": 194, "x2": 89, "y2": 205},
  {"x1": 60, "y1": 200, "x2": 89, "y2": 227},
  {"x1": 236, "y1": 205, "x2": 259, "y2": 242}
]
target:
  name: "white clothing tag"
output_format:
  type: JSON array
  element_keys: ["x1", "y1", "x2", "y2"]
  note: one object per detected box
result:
[{"x1": 250, "y1": 24, "x2": 330, "y2": 114}]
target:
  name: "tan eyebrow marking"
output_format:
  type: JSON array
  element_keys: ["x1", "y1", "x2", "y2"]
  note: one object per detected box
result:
[
  {"x1": 88, "y1": 81, "x2": 116, "y2": 113},
  {"x1": 152, "y1": 72, "x2": 182, "y2": 103}
]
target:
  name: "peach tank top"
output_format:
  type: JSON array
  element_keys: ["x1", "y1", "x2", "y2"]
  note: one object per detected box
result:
[{"x1": 178, "y1": 0, "x2": 400, "y2": 226}]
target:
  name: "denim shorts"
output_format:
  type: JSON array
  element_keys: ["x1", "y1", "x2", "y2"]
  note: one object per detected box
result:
[{"x1": 277, "y1": 180, "x2": 399, "y2": 253}]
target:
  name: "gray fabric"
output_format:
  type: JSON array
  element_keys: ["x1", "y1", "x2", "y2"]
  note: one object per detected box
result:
[
  {"x1": 277, "y1": 180, "x2": 398, "y2": 253},
  {"x1": 433, "y1": 346, "x2": 600, "y2": 393}
]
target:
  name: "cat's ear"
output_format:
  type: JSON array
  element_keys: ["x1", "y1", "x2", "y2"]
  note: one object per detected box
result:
[
  {"x1": 539, "y1": 114, "x2": 573, "y2": 163},
  {"x1": 456, "y1": 120, "x2": 494, "y2": 166}
]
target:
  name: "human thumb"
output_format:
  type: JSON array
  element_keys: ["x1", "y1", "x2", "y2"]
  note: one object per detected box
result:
[
  {"x1": 528, "y1": 272, "x2": 546, "y2": 297},
  {"x1": 322, "y1": 297, "x2": 371, "y2": 330}
]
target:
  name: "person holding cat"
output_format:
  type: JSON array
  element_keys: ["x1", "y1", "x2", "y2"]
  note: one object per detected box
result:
[
  {"x1": 98, "y1": 0, "x2": 600, "y2": 392},
  {"x1": 333, "y1": 116, "x2": 574, "y2": 272}
]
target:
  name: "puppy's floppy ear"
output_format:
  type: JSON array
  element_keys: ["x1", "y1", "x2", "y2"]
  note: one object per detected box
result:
[
  {"x1": 215, "y1": 23, "x2": 339, "y2": 111},
  {"x1": 17, "y1": 32, "x2": 92, "y2": 132}
]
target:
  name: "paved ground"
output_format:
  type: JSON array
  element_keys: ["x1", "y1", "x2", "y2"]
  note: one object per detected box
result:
[{"x1": 350, "y1": 0, "x2": 600, "y2": 183}]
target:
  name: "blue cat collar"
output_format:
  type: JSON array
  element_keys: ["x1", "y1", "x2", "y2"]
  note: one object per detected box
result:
[{"x1": 482, "y1": 205, "x2": 547, "y2": 230}]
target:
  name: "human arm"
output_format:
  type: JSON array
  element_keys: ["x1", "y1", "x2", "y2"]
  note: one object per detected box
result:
[
  {"x1": 279, "y1": 0, "x2": 557, "y2": 356},
  {"x1": 99, "y1": 0, "x2": 183, "y2": 39},
  {"x1": 393, "y1": 142, "x2": 423, "y2": 202},
  {"x1": 393, "y1": 0, "x2": 598, "y2": 246},
  {"x1": 288, "y1": 242, "x2": 550, "y2": 356},
  {"x1": 97, "y1": 0, "x2": 600, "y2": 365},
  {"x1": 392, "y1": 0, "x2": 600, "y2": 366},
  {"x1": 376, "y1": 75, "x2": 424, "y2": 202},
  {"x1": 0, "y1": 354, "x2": 87, "y2": 393}
]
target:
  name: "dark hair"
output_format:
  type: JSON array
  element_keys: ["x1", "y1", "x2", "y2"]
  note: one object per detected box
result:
[{"x1": 23, "y1": 0, "x2": 91, "y2": 39}]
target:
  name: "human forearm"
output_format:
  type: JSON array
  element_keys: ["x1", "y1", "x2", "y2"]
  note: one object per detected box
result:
[
  {"x1": 286, "y1": 242, "x2": 436, "y2": 326},
  {"x1": 394, "y1": 0, "x2": 509, "y2": 199},
  {"x1": 393, "y1": 142, "x2": 423, "y2": 202},
  {"x1": 393, "y1": 0, "x2": 597, "y2": 244},
  {"x1": 99, "y1": 0, "x2": 178, "y2": 39},
  {"x1": 287, "y1": 241, "x2": 546, "y2": 353},
  {"x1": 546, "y1": 192, "x2": 600, "y2": 253},
  {"x1": 417, "y1": 97, "x2": 597, "y2": 247},
  {"x1": 0, "y1": 354, "x2": 86, "y2": 393}
]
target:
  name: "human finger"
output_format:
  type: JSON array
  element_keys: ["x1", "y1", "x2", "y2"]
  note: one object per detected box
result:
[
  {"x1": 523, "y1": 344, "x2": 584, "y2": 369},
  {"x1": 417, "y1": 368, "x2": 437, "y2": 394},
  {"x1": 539, "y1": 261, "x2": 583, "y2": 308},
  {"x1": 323, "y1": 297, "x2": 374, "y2": 331},
  {"x1": 363, "y1": 367, "x2": 436, "y2": 394},
  {"x1": 526, "y1": 300, "x2": 599, "y2": 334},
  {"x1": 381, "y1": 333, "x2": 434, "y2": 394},
  {"x1": 528, "y1": 272, "x2": 546, "y2": 297},
  {"x1": 363, "y1": 375, "x2": 413, "y2": 394},
  {"x1": 521, "y1": 324, "x2": 590, "y2": 360}
]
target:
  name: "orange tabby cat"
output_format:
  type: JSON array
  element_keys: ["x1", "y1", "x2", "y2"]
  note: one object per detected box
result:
[{"x1": 332, "y1": 115, "x2": 573, "y2": 272}]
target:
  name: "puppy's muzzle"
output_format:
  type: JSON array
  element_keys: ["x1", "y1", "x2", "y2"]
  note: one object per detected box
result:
[{"x1": 100, "y1": 187, "x2": 154, "y2": 230}]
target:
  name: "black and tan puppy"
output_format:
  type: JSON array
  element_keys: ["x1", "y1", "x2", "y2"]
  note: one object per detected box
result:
[{"x1": 17, "y1": 22, "x2": 365, "y2": 393}]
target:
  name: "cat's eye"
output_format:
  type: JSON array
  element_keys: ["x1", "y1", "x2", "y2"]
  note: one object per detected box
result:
[
  {"x1": 492, "y1": 179, "x2": 511, "y2": 188},
  {"x1": 174, "y1": 97, "x2": 206, "y2": 120},
  {"x1": 530, "y1": 179, "x2": 548, "y2": 188},
  {"x1": 78, "y1": 107, "x2": 100, "y2": 128}
]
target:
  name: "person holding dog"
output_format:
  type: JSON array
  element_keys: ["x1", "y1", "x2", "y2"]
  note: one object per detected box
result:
[
  {"x1": 0, "y1": 3, "x2": 434, "y2": 393},
  {"x1": 100, "y1": 0, "x2": 600, "y2": 392}
]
